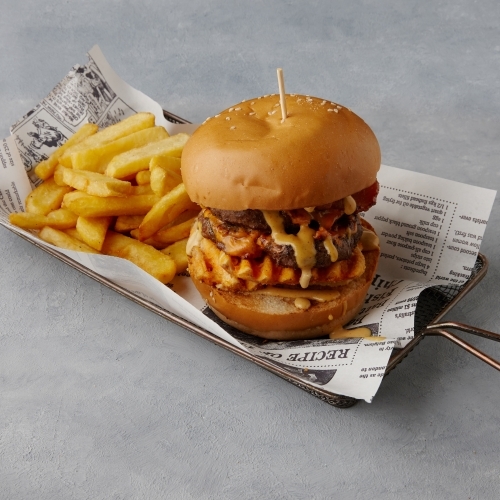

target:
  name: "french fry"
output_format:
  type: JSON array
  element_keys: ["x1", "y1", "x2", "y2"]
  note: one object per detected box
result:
[
  {"x1": 114, "y1": 215, "x2": 144, "y2": 233},
  {"x1": 76, "y1": 216, "x2": 113, "y2": 251},
  {"x1": 9, "y1": 208, "x2": 78, "y2": 230},
  {"x1": 63, "y1": 191, "x2": 160, "y2": 217},
  {"x1": 39, "y1": 226, "x2": 100, "y2": 253},
  {"x1": 150, "y1": 154, "x2": 181, "y2": 173},
  {"x1": 151, "y1": 169, "x2": 182, "y2": 196},
  {"x1": 105, "y1": 133, "x2": 189, "y2": 179},
  {"x1": 34, "y1": 123, "x2": 99, "y2": 180},
  {"x1": 101, "y1": 231, "x2": 176, "y2": 283},
  {"x1": 71, "y1": 126, "x2": 169, "y2": 172},
  {"x1": 161, "y1": 238, "x2": 189, "y2": 273},
  {"x1": 149, "y1": 216, "x2": 197, "y2": 246},
  {"x1": 137, "y1": 183, "x2": 195, "y2": 241},
  {"x1": 53, "y1": 164, "x2": 67, "y2": 186},
  {"x1": 130, "y1": 209, "x2": 199, "y2": 246},
  {"x1": 25, "y1": 178, "x2": 72, "y2": 215},
  {"x1": 59, "y1": 112, "x2": 156, "y2": 168},
  {"x1": 136, "y1": 170, "x2": 151, "y2": 185},
  {"x1": 62, "y1": 168, "x2": 132, "y2": 197},
  {"x1": 130, "y1": 184, "x2": 154, "y2": 195}
]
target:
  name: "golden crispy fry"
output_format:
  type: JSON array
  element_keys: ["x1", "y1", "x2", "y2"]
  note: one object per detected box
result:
[
  {"x1": 71, "y1": 126, "x2": 169, "y2": 173},
  {"x1": 62, "y1": 168, "x2": 132, "y2": 197},
  {"x1": 76, "y1": 216, "x2": 113, "y2": 251},
  {"x1": 63, "y1": 191, "x2": 159, "y2": 217},
  {"x1": 129, "y1": 184, "x2": 154, "y2": 195},
  {"x1": 137, "y1": 183, "x2": 195, "y2": 241},
  {"x1": 105, "y1": 133, "x2": 189, "y2": 179},
  {"x1": 152, "y1": 169, "x2": 183, "y2": 196},
  {"x1": 101, "y1": 231, "x2": 176, "y2": 283},
  {"x1": 150, "y1": 154, "x2": 181, "y2": 173},
  {"x1": 64, "y1": 228, "x2": 84, "y2": 241},
  {"x1": 136, "y1": 170, "x2": 151, "y2": 185},
  {"x1": 39, "y1": 226, "x2": 100, "y2": 253},
  {"x1": 53, "y1": 164, "x2": 67, "y2": 186},
  {"x1": 59, "y1": 112, "x2": 156, "y2": 168},
  {"x1": 161, "y1": 238, "x2": 188, "y2": 273},
  {"x1": 25, "y1": 178, "x2": 72, "y2": 215},
  {"x1": 150, "y1": 216, "x2": 197, "y2": 246},
  {"x1": 34, "y1": 123, "x2": 99, "y2": 180},
  {"x1": 114, "y1": 215, "x2": 144, "y2": 233},
  {"x1": 9, "y1": 208, "x2": 78, "y2": 230}
]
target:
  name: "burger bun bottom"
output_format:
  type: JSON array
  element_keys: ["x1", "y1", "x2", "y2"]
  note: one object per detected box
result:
[{"x1": 192, "y1": 247, "x2": 380, "y2": 341}]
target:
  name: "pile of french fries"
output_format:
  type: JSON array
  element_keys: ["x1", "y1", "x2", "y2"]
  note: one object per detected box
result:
[{"x1": 9, "y1": 112, "x2": 199, "y2": 284}]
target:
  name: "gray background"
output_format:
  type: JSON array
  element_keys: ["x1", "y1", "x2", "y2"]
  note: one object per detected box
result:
[{"x1": 1, "y1": 1, "x2": 499, "y2": 499}]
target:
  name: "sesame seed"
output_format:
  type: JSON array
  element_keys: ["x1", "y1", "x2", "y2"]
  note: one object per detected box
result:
[
  {"x1": 235, "y1": 107, "x2": 241, "y2": 111},
  {"x1": 320, "y1": 100, "x2": 326, "y2": 106},
  {"x1": 263, "y1": 94, "x2": 269, "y2": 97},
  {"x1": 215, "y1": 114, "x2": 220, "y2": 117},
  {"x1": 229, "y1": 107, "x2": 234, "y2": 112},
  {"x1": 250, "y1": 101, "x2": 255, "y2": 105},
  {"x1": 226, "y1": 117, "x2": 231, "y2": 121},
  {"x1": 206, "y1": 116, "x2": 211, "y2": 121},
  {"x1": 337, "y1": 106, "x2": 343, "y2": 110},
  {"x1": 249, "y1": 112, "x2": 256, "y2": 115},
  {"x1": 230, "y1": 126, "x2": 236, "y2": 130},
  {"x1": 334, "y1": 109, "x2": 339, "y2": 113},
  {"x1": 327, "y1": 109, "x2": 334, "y2": 112},
  {"x1": 273, "y1": 102, "x2": 280, "y2": 107}
]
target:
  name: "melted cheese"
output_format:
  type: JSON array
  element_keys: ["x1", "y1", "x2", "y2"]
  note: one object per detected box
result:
[
  {"x1": 262, "y1": 210, "x2": 316, "y2": 288},
  {"x1": 323, "y1": 235, "x2": 339, "y2": 263},
  {"x1": 343, "y1": 195, "x2": 356, "y2": 215},
  {"x1": 294, "y1": 298, "x2": 311, "y2": 310},
  {"x1": 329, "y1": 326, "x2": 371, "y2": 339},
  {"x1": 255, "y1": 287, "x2": 340, "y2": 302},
  {"x1": 360, "y1": 229, "x2": 379, "y2": 251},
  {"x1": 186, "y1": 221, "x2": 203, "y2": 256}
]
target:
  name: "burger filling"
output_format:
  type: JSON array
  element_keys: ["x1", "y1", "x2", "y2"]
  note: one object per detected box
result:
[{"x1": 188, "y1": 181, "x2": 379, "y2": 291}]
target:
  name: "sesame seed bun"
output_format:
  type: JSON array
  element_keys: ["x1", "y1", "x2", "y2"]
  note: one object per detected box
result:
[{"x1": 181, "y1": 94, "x2": 381, "y2": 210}]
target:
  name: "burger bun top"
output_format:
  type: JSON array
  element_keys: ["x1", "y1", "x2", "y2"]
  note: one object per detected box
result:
[{"x1": 181, "y1": 94, "x2": 381, "y2": 210}]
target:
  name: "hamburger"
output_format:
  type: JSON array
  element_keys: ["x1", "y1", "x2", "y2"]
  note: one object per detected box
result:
[{"x1": 181, "y1": 94, "x2": 381, "y2": 340}]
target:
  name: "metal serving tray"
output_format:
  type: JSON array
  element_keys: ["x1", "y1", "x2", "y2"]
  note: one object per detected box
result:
[{"x1": 2, "y1": 109, "x2": 499, "y2": 408}]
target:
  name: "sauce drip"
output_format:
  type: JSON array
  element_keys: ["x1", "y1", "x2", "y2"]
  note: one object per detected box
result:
[
  {"x1": 329, "y1": 326, "x2": 371, "y2": 339},
  {"x1": 360, "y1": 229, "x2": 379, "y2": 251},
  {"x1": 343, "y1": 195, "x2": 357, "y2": 215},
  {"x1": 323, "y1": 234, "x2": 339, "y2": 263},
  {"x1": 255, "y1": 286, "x2": 340, "y2": 301},
  {"x1": 262, "y1": 210, "x2": 316, "y2": 288},
  {"x1": 186, "y1": 221, "x2": 203, "y2": 256},
  {"x1": 294, "y1": 298, "x2": 311, "y2": 310}
]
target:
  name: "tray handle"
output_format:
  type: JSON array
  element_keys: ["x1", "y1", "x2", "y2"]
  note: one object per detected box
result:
[{"x1": 423, "y1": 321, "x2": 500, "y2": 371}]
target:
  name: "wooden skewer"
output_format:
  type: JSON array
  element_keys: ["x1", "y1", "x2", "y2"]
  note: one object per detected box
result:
[{"x1": 277, "y1": 68, "x2": 287, "y2": 123}]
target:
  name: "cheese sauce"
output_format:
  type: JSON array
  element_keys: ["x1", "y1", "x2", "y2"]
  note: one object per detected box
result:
[
  {"x1": 186, "y1": 221, "x2": 203, "y2": 256},
  {"x1": 329, "y1": 326, "x2": 371, "y2": 339},
  {"x1": 343, "y1": 195, "x2": 357, "y2": 215},
  {"x1": 262, "y1": 210, "x2": 316, "y2": 288},
  {"x1": 323, "y1": 234, "x2": 339, "y2": 263},
  {"x1": 360, "y1": 229, "x2": 379, "y2": 251},
  {"x1": 255, "y1": 286, "x2": 341, "y2": 302}
]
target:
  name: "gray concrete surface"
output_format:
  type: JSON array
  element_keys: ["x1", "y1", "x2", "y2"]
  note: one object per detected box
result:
[{"x1": 1, "y1": 1, "x2": 499, "y2": 499}]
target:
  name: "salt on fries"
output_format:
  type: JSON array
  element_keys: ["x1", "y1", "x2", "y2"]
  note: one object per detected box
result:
[{"x1": 9, "y1": 112, "x2": 198, "y2": 282}]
